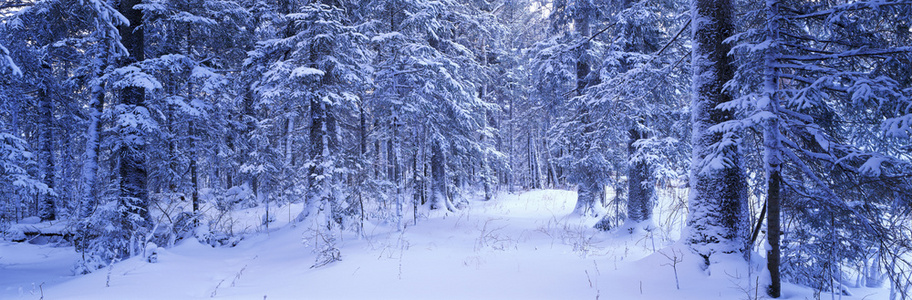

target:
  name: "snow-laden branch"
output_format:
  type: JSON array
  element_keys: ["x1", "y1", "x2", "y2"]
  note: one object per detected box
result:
[
  {"x1": 779, "y1": 47, "x2": 912, "y2": 61},
  {"x1": 779, "y1": 145, "x2": 875, "y2": 232},
  {"x1": 792, "y1": 1, "x2": 912, "y2": 20}
]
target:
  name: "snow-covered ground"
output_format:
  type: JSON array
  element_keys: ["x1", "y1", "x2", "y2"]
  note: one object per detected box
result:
[{"x1": 0, "y1": 189, "x2": 892, "y2": 299}]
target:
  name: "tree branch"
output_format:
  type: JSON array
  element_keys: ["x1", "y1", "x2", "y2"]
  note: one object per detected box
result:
[
  {"x1": 0, "y1": 2, "x2": 32, "y2": 11},
  {"x1": 779, "y1": 47, "x2": 912, "y2": 61},
  {"x1": 792, "y1": 2, "x2": 912, "y2": 20}
]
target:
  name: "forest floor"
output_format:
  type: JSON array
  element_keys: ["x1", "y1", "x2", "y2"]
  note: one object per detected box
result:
[{"x1": 0, "y1": 189, "x2": 892, "y2": 299}]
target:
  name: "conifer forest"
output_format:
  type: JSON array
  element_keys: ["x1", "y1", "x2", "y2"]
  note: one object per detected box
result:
[{"x1": 1, "y1": 0, "x2": 911, "y2": 299}]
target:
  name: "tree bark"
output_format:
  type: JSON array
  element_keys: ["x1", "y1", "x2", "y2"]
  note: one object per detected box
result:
[
  {"x1": 430, "y1": 139, "x2": 447, "y2": 210},
  {"x1": 627, "y1": 127, "x2": 654, "y2": 223},
  {"x1": 766, "y1": 169, "x2": 781, "y2": 297},
  {"x1": 527, "y1": 134, "x2": 541, "y2": 189},
  {"x1": 117, "y1": 0, "x2": 151, "y2": 236},
  {"x1": 38, "y1": 85, "x2": 56, "y2": 221},
  {"x1": 307, "y1": 97, "x2": 329, "y2": 221},
  {"x1": 763, "y1": 0, "x2": 782, "y2": 295},
  {"x1": 570, "y1": 4, "x2": 603, "y2": 216},
  {"x1": 392, "y1": 116, "x2": 402, "y2": 230},
  {"x1": 190, "y1": 121, "x2": 199, "y2": 214},
  {"x1": 685, "y1": 0, "x2": 750, "y2": 263},
  {"x1": 507, "y1": 96, "x2": 514, "y2": 193},
  {"x1": 79, "y1": 80, "x2": 104, "y2": 220}
]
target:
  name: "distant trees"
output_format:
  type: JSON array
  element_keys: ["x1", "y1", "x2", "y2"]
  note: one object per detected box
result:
[
  {"x1": 0, "y1": 46, "x2": 41, "y2": 197},
  {"x1": 584, "y1": 0, "x2": 690, "y2": 230},
  {"x1": 531, "y1": 0, "x2": 610, "y2": 217}
]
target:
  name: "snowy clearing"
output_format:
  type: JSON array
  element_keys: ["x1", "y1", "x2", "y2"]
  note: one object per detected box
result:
[{"x1": 1, "y1": 189, "x2": 892, "y2": 299}]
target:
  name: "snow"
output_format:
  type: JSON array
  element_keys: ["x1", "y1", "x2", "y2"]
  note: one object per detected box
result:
[
  {"x1": 371, "y1": 32, "x2": 405, "y2": 43},
  {"x1": 0, "y1": 190, "x2": 892, "y2": 299},
  {"x1": 0, "y1": 44, "x2": 21, "y2": 76},
  {"x1": 113, "y1": 66, "x2": 162, "y2": 91},
  {"x1": 859, "y1": 156, "x2": 886, "y2": 177},
  {"x1": 883, "y1": 114, "x2": 911, "y2": 139},
  {"x1": 807, "y1": 126, "x2": 830, "y2": 151},
  {"x1": 7, "y1": 219, "x2": 72, "y2": 240},
  {"x1": 0, "y1": 242, "x2": 80, "y2": 298},
  {"x1": 290, "y1": 66, "x2": 325, "y2": 79},
  {"x1": 169, "y1": 12, "x2": 217, "y2": 26}
]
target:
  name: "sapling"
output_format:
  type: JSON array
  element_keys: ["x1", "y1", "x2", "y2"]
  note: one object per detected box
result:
[
  {"x1": 105, "y1": 255, "x2": 119, "y2": 288},
  {"x1": 659, "y1": 248, "x2": 683, "y2": 290},
  {"x1": 210, "y1": 279, "x2": 225, "y2": 298},
  {"x1": 744, "y1": 276, "x2": 767, "y2": 300},
  {"x1": 475, "y1": 217, "x2": 509, "y2": 251},
  {"x1": 585, "y1": 269, "x2": 593, "y2": 288},
  {"x1": 230, "y1": 265, "x2": 247, "y2": 287}
]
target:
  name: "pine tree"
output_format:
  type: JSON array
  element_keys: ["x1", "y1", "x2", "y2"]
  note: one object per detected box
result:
[
  {"x1": 135, "y1": 0, "x2": 251, "y2": 240},
  {"x1": 582, "y1": 0, "x2": 690, "y2": 230},
  {"x1": 685, "y1": 0, "x2": 751, "y2": 263},
  {"x1": 728, "y1": 0, "x2": 912, "y2": 295},
  {"x1": 368, "y1": 0, "x2": 489, "y2": 213},
  {"x1": 107, "y1": 0, "x2": 154, "y2": 259},
  {"x1": 0, "y1": 51, "x2": 49, "y2": 218}
]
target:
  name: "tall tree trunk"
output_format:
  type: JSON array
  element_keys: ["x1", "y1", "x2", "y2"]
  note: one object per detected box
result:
[
  {"x1": 305, "y1": 96, "x2": 339, "y2": 226},
  {"x1": 374, "y1": 138, "x2": 381, "y2": 180},
  {"x1": 38, "y1": 86, "x2": 57, "y2": 221},
  {"x1": 392, "y1": 116, "x2": 402, "y2": 230},
  {"x1": 421, "y1": 126, "x2": 429, "y2": 206},
  {"x1": 325, "y1": 102, "x2": 339, "y2": 223},
  {"x1": 507, "y1": 96, "x2": 514, "y2": 193},
  {"x1": 166, "y1": 95, "x2": 177, "y2": 194},
  {"x1": 412, "y1": 140, "x2": 420, "y2": 223},
  {"x1": 571, "y1": 5, "x2": 602, "y2": 217},
  {"x1": 430, "y1": 139, "x2": 447, "y2": 210},
  {"x1": 480, "y1": 126, "x2": 493, "y2": 201},
  {"x1": 117, "y1": 0, "x2": 151, "y2": 242},
  {"x1": 627, "y1": 127, "x2": 654, "y2": 223},
  {"x1": 388, "y1": 138, "x2": 397, "y2": 182},
  {"x1": 77, "y1": 44, "x2": 108, "y2": 258},
  {"x1": 528, "y1": 133, "x2": 542, "y2": 189},
  {"x1": 79, "y1": 79, "x2": 104, "y2": 220},
  {"x1": 359, "y1": 101, "x2": 367, "y2": 162},
  {"x1": 358, "y1": 99, "x2": 367, "y2": 232},
  {"x1": 763, "y1": 0, "x2": 782, "y2": 295},
  {"x1": 607, "y1": 0, "x2": 656, "y2": 228},
  {"x1": 242, "y1": 85, "x2": 258, "y2": 204},
  {"x1": 285, "y1": 117, "x2": 295, "y2": 166},
  {"x1": 190, "y1": 120, "x2": 199, "y2": 216},
  {"x1": 685, "y1": 0, "x2": 750, "y2": 263},
  {"x1": 307, "y1": 97, "x2": 327, "y2": 218}
]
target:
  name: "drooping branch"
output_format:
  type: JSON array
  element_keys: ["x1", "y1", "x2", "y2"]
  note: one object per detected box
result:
[
  {"x1": 0, "y1": 1, "x2": 32, "y2": 11},
  {"x1": 778, "y1": 47, "x2": 912, "y2": 61},
  {"x1": 792, "y1": 1, "x2": 912, "y2": 20}
]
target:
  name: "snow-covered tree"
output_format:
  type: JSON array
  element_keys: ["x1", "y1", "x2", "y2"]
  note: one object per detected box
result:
[
  {"x1": 288, "y1": 2, "x2": 370, "y2": 249},
  {"x1": 82, "y1": 0, "x2": 157, "y2": 265},
  {"x1": 728, "y1": 0, "x2": 912, "y2": 296},
  {"x1": 135, "y1": 0, "x2": 251, "y2": 240},
  {"x1": 582, "y1": 0, "x2": 690, "y2": 230},
  {"x1": 684, "y1": 0, "x2": 751, "y2": 263},
  {"x1": 244, "y1": 0, "x2": 373, "y2": 259},
  {"x1": 368, "y1": 0, "x2": 489, "y2": 214}
]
